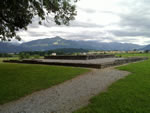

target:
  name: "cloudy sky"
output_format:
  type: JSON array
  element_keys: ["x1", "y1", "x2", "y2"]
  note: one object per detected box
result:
[{"x1": 17, "y1": 0, "x2": 150, "y2": 45}]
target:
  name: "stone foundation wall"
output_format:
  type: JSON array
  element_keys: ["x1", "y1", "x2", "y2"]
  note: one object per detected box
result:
[
  {"x1": 44, "y1": 54, "x2": 115, "y2": 60},
  {"x1": 3, "y1": 57, "x2": 148, "y2": 69},
  {"x1": 101, "y1": 57, "x2": 148, "y2": 68},
  {"x1": 3, "y1": 59, "x2": 101, "y2": 68}
]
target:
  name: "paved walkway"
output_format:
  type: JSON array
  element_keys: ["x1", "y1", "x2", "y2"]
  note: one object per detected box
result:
[{"x1": 0, "y1": 68, "x2": 130, "y2": 113}]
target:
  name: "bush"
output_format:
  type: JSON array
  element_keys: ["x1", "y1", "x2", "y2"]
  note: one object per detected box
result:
[
  {"x1": 19, "y1": 53, "x2": 30, "y2": 60},
  {"x1": 144, "y1": 50, "x2": 149, "y2": 53},
  {"x1": 33, "y1": 55, "x2": 40, "y2": 59},
  {"x1": 0, "y1": 53, "x2": 13, "y2": 57}
]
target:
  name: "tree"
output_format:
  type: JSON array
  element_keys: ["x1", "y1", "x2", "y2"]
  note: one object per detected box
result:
[
  {"x1": 0, "y1": 0, "x2": 77, "y2": 41},
  {"x1": 19, "y1": 52, "x2": 30, "y2": 59},
  {"x1": 144, "y1": 50, "x2": 149, "y2": 53}
]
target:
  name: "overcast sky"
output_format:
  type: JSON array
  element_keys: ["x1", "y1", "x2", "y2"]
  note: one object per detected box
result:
[{"x1": 17, "y1": 0, "x2": 150, "y2": 45}]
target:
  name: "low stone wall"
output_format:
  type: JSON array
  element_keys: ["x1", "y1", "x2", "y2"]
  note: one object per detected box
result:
[
  {"x1": 3, "y1": 59, "x2": 101, "y2": 68},
  {"x1": 44, "y1": 54, "x2": 115, "y2": 60},
  {"x1": 101, "y1": 57, "x2": 148, "y2": 68},
  {"x1": 3, "y1": 57, "x2": 148, "y2": 69}
]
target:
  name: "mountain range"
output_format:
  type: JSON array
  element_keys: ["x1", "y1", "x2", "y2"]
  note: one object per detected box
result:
[
  {"x1": 141, "y1": 45, "x2": 150, "y2": 50},
  {"x1": 0, "y1": 36, "x2": 147, "y2": 53}
]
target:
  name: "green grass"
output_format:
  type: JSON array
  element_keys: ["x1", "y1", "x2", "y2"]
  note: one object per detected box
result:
[
  {"x1": 0, "y1": 60, "x2": 89, "y2": 105},
  {"x1": 116, "y1": 53, "x2": 150, "y2": 58},
  {"x1": 74, "y1": 59, "x2": 150, "y2": 113},
  {"x1": 0, "y1": 57, "x2": 18, "y2": 62}
]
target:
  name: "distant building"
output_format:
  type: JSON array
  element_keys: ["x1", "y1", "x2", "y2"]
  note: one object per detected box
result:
[
  {"x1": 51, "y1": 53, "x2": 56, "y2": 56},
  {"x1": 8, "y1": 53, "x2": 15, "y2": 55},
  {"x1": 82, "y1": 52, "x2": 87, "y2": 55}
]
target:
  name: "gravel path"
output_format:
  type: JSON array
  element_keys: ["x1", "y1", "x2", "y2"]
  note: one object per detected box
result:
[{"x1": 0, "y1": 68, "x2": 130, "y2": 113}]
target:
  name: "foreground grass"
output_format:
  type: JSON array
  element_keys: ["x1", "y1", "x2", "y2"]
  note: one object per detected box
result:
[
  {"x1": 0, "y1": 62, "x2": 88, "y2": 105},
  {"x1": 74, "y1": 59, "x2": 150, "y2": 113}
]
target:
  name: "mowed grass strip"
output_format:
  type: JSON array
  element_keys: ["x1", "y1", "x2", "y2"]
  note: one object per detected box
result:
[
  {"x1": 74, "y1": 59, "x2": 150, "y2": 113},
  {"x1": 116, "y1": 53, "x2": 150, "y2": 58},
  {"x1": 0, "y1": 62, "x2": 89, "y2": 105},
  {"x1": 0, "y1": 57, "x2": 18, "y2": 63}
]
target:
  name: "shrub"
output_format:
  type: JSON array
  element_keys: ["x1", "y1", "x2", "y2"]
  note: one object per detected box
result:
[
  {"x1": 19, "y1": 53, "x2": 30, "y2": 60},
  {"x1": 33, "y1": 55, "x2": 40, "y2": 59}
]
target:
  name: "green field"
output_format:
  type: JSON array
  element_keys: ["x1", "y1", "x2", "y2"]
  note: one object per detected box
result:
[
  {"x1": 0, "y1": 59, "x2": 89, "y2": 104},
  {"x1": 74, "y1": 54, "x2": 150, "y2": 113},
  {"x1": 116, "y1": 53, "x2": 150, "y2": 58},
  {"x1": 0, "y1": 57, "x2": 18, "y2": 62}
]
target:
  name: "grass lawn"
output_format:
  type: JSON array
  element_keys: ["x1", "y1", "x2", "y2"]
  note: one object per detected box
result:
[
  {"x1": 116, "y1": 53, "x2": 150, "y2": 58},
  {"x1": 0, "y1": 59, "x2": 89, "y2": 105},
  {"x1": 74, "y1": 58, "x2": 150, "y2": 113},
  {"x1": 0, "y1": 57, "x2": 18, "y2": 62}
]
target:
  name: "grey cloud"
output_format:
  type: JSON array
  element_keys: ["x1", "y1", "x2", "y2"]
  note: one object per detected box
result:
[
  {"x1": 119, "y1": 14, "x2": 150, "y2": 30},
  {"x1": 27, "y1": 31, "x2": 50, "y2": 37},
  {"x1": 78, "y1": 7, "x2": 116, "y2": 15},
  {"x1": 110, "y1": 30, "x2": 150, "y2": 37},
  {"x1": 78, "y1": 7, "x2": 96, "y2": 13},
  {"x1": 120, "y1": 0, "x2": 150, "y2": 28},
  {"x1": 28, "y1": 17, "x2": 41, "y2": 28},
  {"x1": 64, "y1": 31, "x2": 111, "y2": 41},
  {"x1": 33, "y1": 19, "x2": 104, "y2": 28},
  {"x1": 66, "y1": 32, "x2": 137, "y2": 44},
  {"x1": 27, "y1": 16, "x2": 57, "y2": 29},
  {"x1": 18, "y1": 0, "x2": 150, "y2": 45},
  {"x1": 70, "y1": 21, "x2": 104, "y2": 28},
  {"x1": 41, "y1": 20, "x2": 104, "y2": 28},
  {"x1": 109, "y1": 0, "x2": 150, "y2": 38},
  {"x1": 144, "y1": 40, "x2": 150, "y2": 45},
  {"x1": 24, "y1": 7, "x2": 104, "y2": 30}
]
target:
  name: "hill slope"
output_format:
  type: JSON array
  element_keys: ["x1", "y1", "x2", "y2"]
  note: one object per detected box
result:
[
  {"x1": 21, "y1": 36, "x2": 143, "y2": 51},
  {"x1": 0, "y1": 42, "x2": 27, "y2": 53},
  {"x1": 0, "y1": 36, "x2": 144, "y2": 53},
  {"x1": 141, "y1": 45, "x2": 150, "y2": 50}
]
